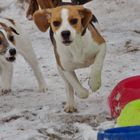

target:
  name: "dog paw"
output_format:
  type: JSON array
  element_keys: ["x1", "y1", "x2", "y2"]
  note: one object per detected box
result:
[
  {"x1": 76, "y1": 88, "x2": 89, "y2": 99},
  {"x1": 39, "y1": 85, "x2": 48, "y2": 93},
  {"x1": 64, "y1": 104, "x2": 77, "y2": 113},
  {"x1": 0, "y1": 88, "x2": 11, "y2": 95},
  {"x1": 89, "y1": 77, "x2": 101, "y2": 92}
]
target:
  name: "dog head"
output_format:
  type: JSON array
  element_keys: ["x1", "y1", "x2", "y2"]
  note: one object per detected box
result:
[
  {"x1": 33, "y1": 5, "x2": 92, "y2": 46},
  {"x1": 0, "y1": 22, "x2": 19, "y2": 62}
]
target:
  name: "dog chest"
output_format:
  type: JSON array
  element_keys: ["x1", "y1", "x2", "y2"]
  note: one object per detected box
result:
[{"x1": 57, "y1": 30, "x2": 101, "y2": 70}]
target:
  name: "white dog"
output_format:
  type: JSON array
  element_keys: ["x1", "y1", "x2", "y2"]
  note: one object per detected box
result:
[
  {"x1": 0, "y1": 17, "x2": 47, "y2": 95},
  {"x1": 33, "y1": 2, "x2": 106, "y2": 112}
]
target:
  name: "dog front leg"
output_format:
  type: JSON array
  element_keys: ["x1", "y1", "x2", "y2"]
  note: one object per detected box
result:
[
  {"x1": 0, "y1": 63, "x2": 13, "y2": 95},
  {"x1": 89, "y1": 44, "x2": 106, "y2": 92},
  {"x1": 58, "y1": 66, "x2": 77, "y2": 113},
  {"x1": 63, "y1": 70, "x2": 89, "y2": 99}
]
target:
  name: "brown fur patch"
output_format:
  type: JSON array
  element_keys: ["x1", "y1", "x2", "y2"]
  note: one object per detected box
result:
[
  {"x1": 0, "y1": 22, "x2": 16, "y2": 45},
  {"x1": 26, "y1": 0, "x2": 61, "y2": 19},
  {"x1": 37, "y1": 0, "x2": 54, "y2": 8},
  {"x1": 0, "y1": 32, "x2": 8, "y2": 53},
  {"x1": 88, "y1": 24, "x2": 105, "y2": 45},
  {"x1": 26, "y1": 0, "x2": 39, "y2": 19},
  {"x1": 5, "y1": 18, "x2": 15, "y2": 25},
  {"x1": 33, "y1": 10, "x2": 50, "y2": 32},
  {"x1": 38, "y1": 0, "x2": 61, "y2": 8},
  {"x1": 48, "y1": 7, "x2": 63, "y2": 33}
]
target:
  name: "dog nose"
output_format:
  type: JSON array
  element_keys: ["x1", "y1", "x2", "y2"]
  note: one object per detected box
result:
[
  {"x1": 61, "y1": 30, "x2": 71, "y2": 39},
  {"x1": 9, "y1": 48, "x2": 16, "y2": 56}
]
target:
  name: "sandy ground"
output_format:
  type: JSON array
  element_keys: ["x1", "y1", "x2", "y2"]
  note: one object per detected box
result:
[{"x1": 0, "y1": 0, "x2": 140, "y2": 139}]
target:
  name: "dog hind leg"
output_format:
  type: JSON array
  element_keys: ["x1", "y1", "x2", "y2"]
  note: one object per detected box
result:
[
  {"x1": 16, "y1": 37, "x2": 48, "y2": 92},
  {"x1": 19, "y1": 50, "x2": 47, "y2": 92}
]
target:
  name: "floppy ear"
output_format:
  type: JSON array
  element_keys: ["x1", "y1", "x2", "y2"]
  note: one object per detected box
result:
[
  {"x1": 77, "y1": 6, "x2": 93, "y2": 30},
  {"x1": 0, "y1": 22, "x2": 20, "y2": 35},
  {"x1": 33, "y1": 9, "x2": 51, "y2": 32},
  {"x1": 0, "y1": 22, "x2": 7, "y2": 28},
  {"x1": 9, "y1": 27, "x2": 20, "y2": 35}
]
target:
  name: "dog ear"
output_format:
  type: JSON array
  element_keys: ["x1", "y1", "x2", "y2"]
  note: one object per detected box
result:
[
  {"x1": 33, "y1": 9, "x2": 51, "y2": 32},
  {"x1": 77, "y1": 6, "x2": 93, "y2": 30},
  {"x1": 0, "y1": 22, "x2": 19, "y2": 35},
  {"x1": 9, "y1": 27, "x2": 20, "y2": 35}
]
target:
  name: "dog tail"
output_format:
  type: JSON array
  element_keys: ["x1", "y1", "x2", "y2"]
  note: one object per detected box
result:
[{"x1": 26, "y1": 0, "x2": 39, "y2": 20}]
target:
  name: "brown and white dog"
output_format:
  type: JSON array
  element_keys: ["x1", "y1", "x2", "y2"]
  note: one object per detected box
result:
[
  {"x1": 0, "y1": 17, "x2": 47, "y2": 95},
  {"x1": 33, "y1": 2, "x2": 106, "y2": 113}
]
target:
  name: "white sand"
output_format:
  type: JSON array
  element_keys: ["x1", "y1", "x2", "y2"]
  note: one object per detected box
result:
[{"x1": 0, "y1": 0, "x2": 140, "y2": 139}]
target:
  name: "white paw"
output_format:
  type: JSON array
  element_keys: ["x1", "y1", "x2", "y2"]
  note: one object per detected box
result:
[
  {"x1": 39, "y1": 85, "x2": 48, "y2": 93},
  {"x1": 0, "y1": 88, "x2": 11, "y2": 95},
  {"x1": 76, "y1": 88, "x2": 89, "y2": 99},
  {"x1": 89, "y1": 76, "x2": 101, "y2": 92},
  {"x1": 64, "y1": 104, "x2": 77, "y2": 113}
]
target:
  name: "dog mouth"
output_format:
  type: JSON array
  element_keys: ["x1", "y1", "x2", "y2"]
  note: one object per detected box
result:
[
  {"x1": 62, "y1": 40, "x2": 72, "y2": 46},
  {"x1": 6, "y1": 57, "x2": 16, "y2": 62}
]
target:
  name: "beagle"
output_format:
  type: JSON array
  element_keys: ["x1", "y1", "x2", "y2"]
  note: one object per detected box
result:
[
  {"x1": 0, "y1": 17, "x2": 47, "y2": 95},
  {"x1": 33, "y1": 3, "x2": 106, "y2": 113},
  {"x1": 26, "y1": 0, "x2": 92, "y2": 20}
]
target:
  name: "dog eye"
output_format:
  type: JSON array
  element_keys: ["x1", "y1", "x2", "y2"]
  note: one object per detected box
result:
[
  {"x1": 53, "y1": 21, "x2": 61, "y2": 27},
  {"x1": 9, "y1": 36, "x2": 14, "y2": 42},
  {"x1": 70, "y1": 18, "x2": 78, "y2": 25}
]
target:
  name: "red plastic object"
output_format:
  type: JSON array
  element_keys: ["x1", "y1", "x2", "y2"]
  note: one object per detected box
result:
[{"x1": 108, "y1": 76, "x2": 140, "y2": 118}]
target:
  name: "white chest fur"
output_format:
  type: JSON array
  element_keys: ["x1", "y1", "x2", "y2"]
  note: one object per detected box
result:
[{"x1": 55, "y1": 29, "x2": 102, "y2": 70}]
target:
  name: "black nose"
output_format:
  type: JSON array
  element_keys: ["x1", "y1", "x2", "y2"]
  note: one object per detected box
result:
[
  {"x1": 9, "y1": 48, "x2": 16, "y2": 56},
  {"x1": 61, "y1": 30, "x2": 71, "y2": 40}
]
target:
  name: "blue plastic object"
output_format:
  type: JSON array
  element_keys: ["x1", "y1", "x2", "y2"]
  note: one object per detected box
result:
[{"x1": 97, "y1": 126, "x2": 140, "y2": 140}]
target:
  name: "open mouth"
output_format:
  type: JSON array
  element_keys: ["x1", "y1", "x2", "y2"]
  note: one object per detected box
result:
[
  {"x1": 62, "y1": 40, "x2": 72, "y2": 46},
  {"x1": 6, "y1": 57, "x2": 16, "y2": 62}
]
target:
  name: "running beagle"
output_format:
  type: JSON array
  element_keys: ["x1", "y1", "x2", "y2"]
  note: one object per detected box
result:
[
  {"x1": 33, "y1": 3, "x2": 106, "y2": 112},
  {"x1": 0, "y1": 17, "x2": 47, "y2": 95}
]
